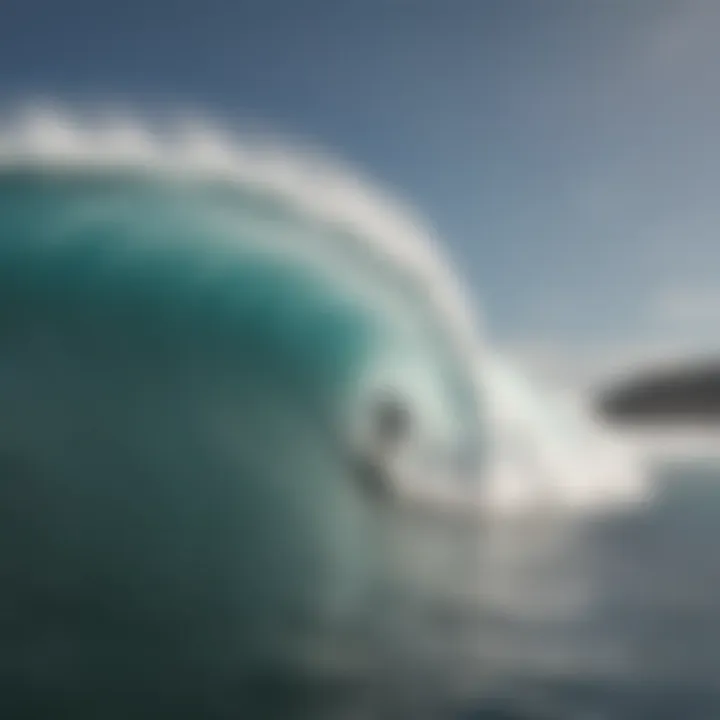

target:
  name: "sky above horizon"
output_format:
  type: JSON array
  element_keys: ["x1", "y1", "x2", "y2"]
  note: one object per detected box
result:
[{"x1": 1, "y1": 0, "x2": 719, "y2": 384}]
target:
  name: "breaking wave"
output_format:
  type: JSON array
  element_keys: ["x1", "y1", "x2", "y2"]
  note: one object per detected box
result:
[{"x1": 0, "y1": 105, "x2": 647, "y2": 516}]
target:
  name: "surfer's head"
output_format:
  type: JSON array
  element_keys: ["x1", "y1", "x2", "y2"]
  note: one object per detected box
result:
[
  {"x1": 372, "y1": 389, "x2": 413, "y2": 447},
  {"x1": 0, "y1": 112, "x2": 484, "y2": 715}
]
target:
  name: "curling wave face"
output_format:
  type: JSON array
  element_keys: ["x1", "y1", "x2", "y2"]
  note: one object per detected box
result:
[
  {"x1": 0, "y1": 108, "x2": 486, "y2": 471},
  {"x1": 0, "y1": 110, "x2": 492, "y2": 716},
  {"x1": 0, "y1": 109, "x2": 648, "y2": 716}
]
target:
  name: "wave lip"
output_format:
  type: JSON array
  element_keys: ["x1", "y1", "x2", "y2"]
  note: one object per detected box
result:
[{"x1": 0, "y1": 105, "x2": 481, "y2": 360}]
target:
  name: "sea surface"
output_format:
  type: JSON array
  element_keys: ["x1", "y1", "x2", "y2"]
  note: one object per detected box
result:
[
  {"x1": 460, "y1": 471, "x2": 719, "y2": 720},
  {"x1": 221, "y1": 459, "x2": 720, "y2": 720},
  {"x1": 379, "y1": 459, "x2": 720, "y2": 719}
]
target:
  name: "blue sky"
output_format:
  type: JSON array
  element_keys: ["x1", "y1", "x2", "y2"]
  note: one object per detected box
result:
[{"x1": 1, "y1": 0, "x2": 719, "y2": 382}]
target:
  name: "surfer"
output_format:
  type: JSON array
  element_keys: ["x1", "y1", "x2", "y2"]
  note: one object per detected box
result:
[{"x1": 352, "y1": 389, "x2": 414, "y2": 500}]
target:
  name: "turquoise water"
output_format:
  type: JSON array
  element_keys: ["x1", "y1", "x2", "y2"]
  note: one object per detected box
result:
[
  {"x1": 0, "y1": 165, "x2": 716, "y2": 719},
  {"x1": 0, "y1": 168, "x2": 483, "y2": 717}
]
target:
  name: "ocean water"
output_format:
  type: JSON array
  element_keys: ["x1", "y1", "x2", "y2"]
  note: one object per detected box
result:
[
  {"x1": 0, "y1": 111, "x2": 715, "y2": 719},
  {"x1": 159, "y1": 460, "x2": 718, "y2": 720},
  {"x1": 448, "y1": 461, "x2": 720, "y2": 719}
]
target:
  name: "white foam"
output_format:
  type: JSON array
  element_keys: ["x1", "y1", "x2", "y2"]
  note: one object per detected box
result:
[
  {"x1": 377, "y1": 354, "x2": 649, "y2": 518},
  {"x1": 477, "y1": 354, "x2": 650, "y2": 515},
  {"x1": 621, "y1": 426, "x2": 720, "y2": 465},
  {"x1": 0, "y1": 104, "x2": 480, "y2": 362}
]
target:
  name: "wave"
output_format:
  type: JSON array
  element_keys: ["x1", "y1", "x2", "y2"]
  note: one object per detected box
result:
[
  {"x1": 0, "y1": 105, "x2": 666, "y2": 718},
  {"x1": 0, "y1": 105, "x2": 648, "y2": 517}
]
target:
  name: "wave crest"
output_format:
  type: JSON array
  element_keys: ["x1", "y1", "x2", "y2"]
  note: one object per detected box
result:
[{"x1": 0, "y1": 103, "x2": 648, "y2": 515}]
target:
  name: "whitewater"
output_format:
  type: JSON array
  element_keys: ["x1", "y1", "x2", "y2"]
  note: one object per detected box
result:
[{"x1": 2, "y1": 107, "x2": 717, "y2": 719}]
